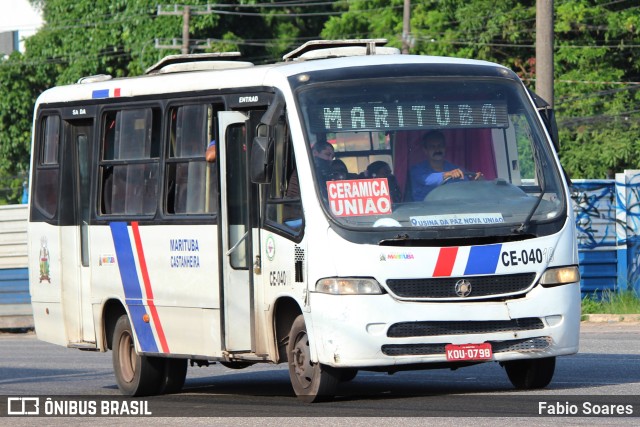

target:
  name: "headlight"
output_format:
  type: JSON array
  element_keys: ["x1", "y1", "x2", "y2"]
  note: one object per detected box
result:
[
  {"x1": 315, "y1": 277, "x2": 383, "y2": 295},
  {"x1": 539, "y1": 266, "x2": 580, "y2": 287}
]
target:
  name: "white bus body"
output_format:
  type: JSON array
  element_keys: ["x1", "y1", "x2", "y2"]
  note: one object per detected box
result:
[{"x1": 28, "y1": 40, "x2": 580, "y2": 402}]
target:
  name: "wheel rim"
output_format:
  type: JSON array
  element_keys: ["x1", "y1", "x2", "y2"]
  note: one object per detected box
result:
[
  {"x1": 291, "y1": 330, "x2": 314, "y2": 389},
  {"x1": 118, "y1": 331, "x2": 136, "y2": 383}
]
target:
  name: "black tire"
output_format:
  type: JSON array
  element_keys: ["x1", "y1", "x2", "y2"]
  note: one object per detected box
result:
[
  {"x1": 337, "y1": 368, "x2": 358, "y2": 382},
  {"x1": 162, "y1": 358, "x2": 188, "y2": 394},
  {"x1": 287, "y1": 315, "x2": 339, "y2": 402},
  {"x1": 504, "y1": 357, "x2": 556, "y2": 390},
  {"x1": 112, "y1": 315, "x2": 164, "y2": 396}
]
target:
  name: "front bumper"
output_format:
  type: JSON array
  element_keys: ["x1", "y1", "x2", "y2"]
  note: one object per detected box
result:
[{"x1": 308, "y1": 281, "x2": 581, "y2": 368}]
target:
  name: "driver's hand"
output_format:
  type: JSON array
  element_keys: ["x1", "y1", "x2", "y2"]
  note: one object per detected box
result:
[
  {"x1": 474, "y1": 172, "x2": 483, "y2": 181},
  {"x1": 444, "y1": 169, "x2": 464, "y2": 180}
]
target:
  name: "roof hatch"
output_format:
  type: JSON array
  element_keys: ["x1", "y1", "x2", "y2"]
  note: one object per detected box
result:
[
  {"x1": 283, "y1": 39, "x2": 399, "y2": 62},
  {"x1": 144, "y1": 52, "x2": 254, "y2": 75}
]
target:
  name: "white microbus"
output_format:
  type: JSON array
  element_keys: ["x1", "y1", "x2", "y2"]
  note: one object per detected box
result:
[{"x1": 28, "y1": 40, "x2": 580, "y2": 402}]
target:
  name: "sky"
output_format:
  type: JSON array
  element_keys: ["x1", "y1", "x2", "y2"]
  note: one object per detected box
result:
[{"x1": 0, "y1": 0, "x2": 43, "y2": 51}]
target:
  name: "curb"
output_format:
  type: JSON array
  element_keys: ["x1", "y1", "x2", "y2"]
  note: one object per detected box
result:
[
  {"x1": 0, "y1": 315, "x2": 34, "y2": 330},
  {"x1": 0, "y1": 304, "x2": 34, "y2": 330},
  {"x1": 581, "y1": 313, "x2": 640, "y2": 323}
]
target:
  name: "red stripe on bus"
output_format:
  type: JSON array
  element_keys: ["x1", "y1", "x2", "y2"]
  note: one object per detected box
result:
[
  {"x1": 131, "y1": 221, "x2": 170, "y2": 353},
  {"x1": 433, "y1": 247, "x2": 458, "y2": 277}
]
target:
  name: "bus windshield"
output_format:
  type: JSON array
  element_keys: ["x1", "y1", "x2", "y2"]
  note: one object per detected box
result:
[{"x1": 296, "y1": 76, "x2": 565, "y2": 232}]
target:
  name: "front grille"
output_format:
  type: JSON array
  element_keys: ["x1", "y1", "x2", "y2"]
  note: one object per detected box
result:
[
  {"x1": 381, "y1": 337, "x2": 552, "y2": 356},
  {"x1": 387, "y1": 318, "x2": 544, "y2": 338},
  {"x1": 386, "y1": 273, "x2": 536, "y2": 299}
]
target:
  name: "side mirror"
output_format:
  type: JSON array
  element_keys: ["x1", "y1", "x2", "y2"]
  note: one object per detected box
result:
[
  {"x1": 250, "y1": 92, "x2": 285, "y2": 183},
  {"x1": 250, "y1": 132, "x2": 274, "y2": 183}
]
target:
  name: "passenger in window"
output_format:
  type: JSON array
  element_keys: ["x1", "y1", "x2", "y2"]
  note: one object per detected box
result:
[
  {"x1": 284, "y1": 166, "x2": 300, "y2": 199},
  {"x1": 409, "y1": 131, "x2": 482, "y2": 201},
  {"x1": 330, "y1": 159, "x2": 357, "y2": 181},
  {"x1": 312, "y1": 141, "x2": 335, "y2": 188},
  {"x1": 363, "y1": 161, "x2": 403, "y2": 203},
  {"x1": 205, "y1": 139, "x2": 216, "y2": 162},
  {"x1": 286, "y1": 141, "x2": 335, "y2": 201}
]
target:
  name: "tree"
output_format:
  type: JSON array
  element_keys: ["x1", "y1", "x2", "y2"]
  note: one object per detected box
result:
[
  {"x1": 1, "y1": 0, "x2": 637, "y2": 203},
  {"x1": 0, "y1": 52, "x2": 50, "y2": 203},
  {"x1": 0, "y1": 0, "x2": 339, "y2": 203},
  {"x1": 553, "y1": 1, "x2": 640, "y2": 178}
]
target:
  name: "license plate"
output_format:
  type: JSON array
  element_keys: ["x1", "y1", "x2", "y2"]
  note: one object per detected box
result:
[{"x1": 445, "y1": 343, "x2": 493, "y2": 361}]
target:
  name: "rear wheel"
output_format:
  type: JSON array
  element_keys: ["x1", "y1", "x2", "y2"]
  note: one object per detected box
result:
[
  {"x1": 504, "y1": 357, "x2": 556, "y2": 389},
  {"x1": 287, "y1": 315, "x2": 339, "y2": 402},
  {"x1": 162, "y1": 358, "x2": 188, "y2": 394},
  {"x1": 112, "y1": 315, "x2": 164, "y2": 396}
]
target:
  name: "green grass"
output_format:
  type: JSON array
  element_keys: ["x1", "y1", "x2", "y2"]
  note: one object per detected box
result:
[{"x1": 581, "y1": 290, "x2": 640, "y2": 315}]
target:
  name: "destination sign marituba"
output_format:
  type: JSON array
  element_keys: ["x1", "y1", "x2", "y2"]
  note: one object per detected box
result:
[{"x1": 309, "y1": 101, "x2": 509, "y2": 132}]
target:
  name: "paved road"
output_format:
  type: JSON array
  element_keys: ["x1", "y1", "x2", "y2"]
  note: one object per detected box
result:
[{"x1": 0, "y1": 322, "x2": 638, "y2": 425}]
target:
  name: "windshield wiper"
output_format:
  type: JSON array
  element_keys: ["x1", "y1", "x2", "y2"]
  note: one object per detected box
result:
[{"x1": 515, "y1": 142, "x2": 547, "y2": 234}]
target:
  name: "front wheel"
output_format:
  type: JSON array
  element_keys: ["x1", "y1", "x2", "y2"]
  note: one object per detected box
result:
[
  {"x1": 112, "y1": 315, "x2": 164, "y2": 396},
  {"x1": 337, "y1": 368, "x2": 358, "y2": 382},
  {"x1": 503, "y1": 357, "x2": 556, "y2": 390},
  {"x1": 287, "y1": 315, "x2": 339, "y2": 402}
]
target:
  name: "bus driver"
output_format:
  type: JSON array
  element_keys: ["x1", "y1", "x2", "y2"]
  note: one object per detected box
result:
[{"x1": 409, "y1": 130, "x2": 482, "y2": 201}]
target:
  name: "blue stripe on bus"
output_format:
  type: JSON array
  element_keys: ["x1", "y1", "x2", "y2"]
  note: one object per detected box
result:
[
  {"x1": 110, "y1": 222, "x2": 142, "y2": 300},
  {"x1": 92, "y1": 89, "x2": 109, "y2": 98},
  {"x1": 109, "y1": 222, "x2": 158, "y2": 353},
  {"x1": 125, "y1": 304, "x2": 158, "y2": 352},
  {"x1": 464, "y1": 244, "x2": 503, "y2": 275}
]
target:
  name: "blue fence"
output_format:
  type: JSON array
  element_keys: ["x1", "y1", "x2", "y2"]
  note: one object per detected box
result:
[
  {"x1": 572, "y1": 171, "x2": 640, "y2": 298},
  {"x1": 0, "y1": 268, "x2": 29, "y2": 305}
]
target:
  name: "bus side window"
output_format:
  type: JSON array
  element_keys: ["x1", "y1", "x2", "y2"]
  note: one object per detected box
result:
[
  {"x1": 264, "y1": 120, "x2": 303, "y2": 235},
  {"x1": 99, "y1": 108, "x2": 160, "y2": 216},
  {"x1": 165, "y1": 104, "x2": 218, "y2": 215},
  {"x1": 33, "y1": 115, "x2": 61, "y2": 219}
]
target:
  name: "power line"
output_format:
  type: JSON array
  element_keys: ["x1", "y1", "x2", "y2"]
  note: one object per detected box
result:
[
  {"x1": 4, "y1": 2, "x2": 639, "y2": 73},
  {"x1": 17, "y1": 3, "x2": 640, "y2": 52},
  {"x1": 158, "y1": 1, "x2": 344, "y2": 10},
  {"x1": 558, "y1": 108, "x2": 640, "y2": 127},
  {"x1": 557, "y1": 85, "x2": 640, "y2": 103},
  {"x1": 551, "y1": 79, "x2": 640, "y2": 85}
]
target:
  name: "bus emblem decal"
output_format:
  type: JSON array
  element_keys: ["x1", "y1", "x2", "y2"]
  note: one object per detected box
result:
[
  {"x1": 266, "y1": 235, "x2": 276, "y2": 261},
  {"x1": 454, "y1": 279, "x2": 472, "y2": 297}
]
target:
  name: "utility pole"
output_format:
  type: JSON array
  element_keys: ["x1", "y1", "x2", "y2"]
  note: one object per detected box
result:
[
  {"x1": 536, "y1": 0, "x2": 554, "y2": 107},
  {"x1": 181, "y1": 6, "x2": 190, "y2": 54},
  {"x1": 402, "y1": 0, "x2": 411, "y2": 54},
  {"x1": 157, "y1": 4, "x2": 214, "y2": 54}
]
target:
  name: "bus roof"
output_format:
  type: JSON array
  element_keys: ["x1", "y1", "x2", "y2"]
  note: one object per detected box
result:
[{"x1": 34, "y1": 47, "x2": 508, "y2": 107}]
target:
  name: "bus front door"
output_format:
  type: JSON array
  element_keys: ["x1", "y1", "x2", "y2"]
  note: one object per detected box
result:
[
  {"x1": 218, "y1": 111, "x2": 254, "y2": 352},
  {"x1": 59, "y1": 119, "x2": 96, "y2": 345}
]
